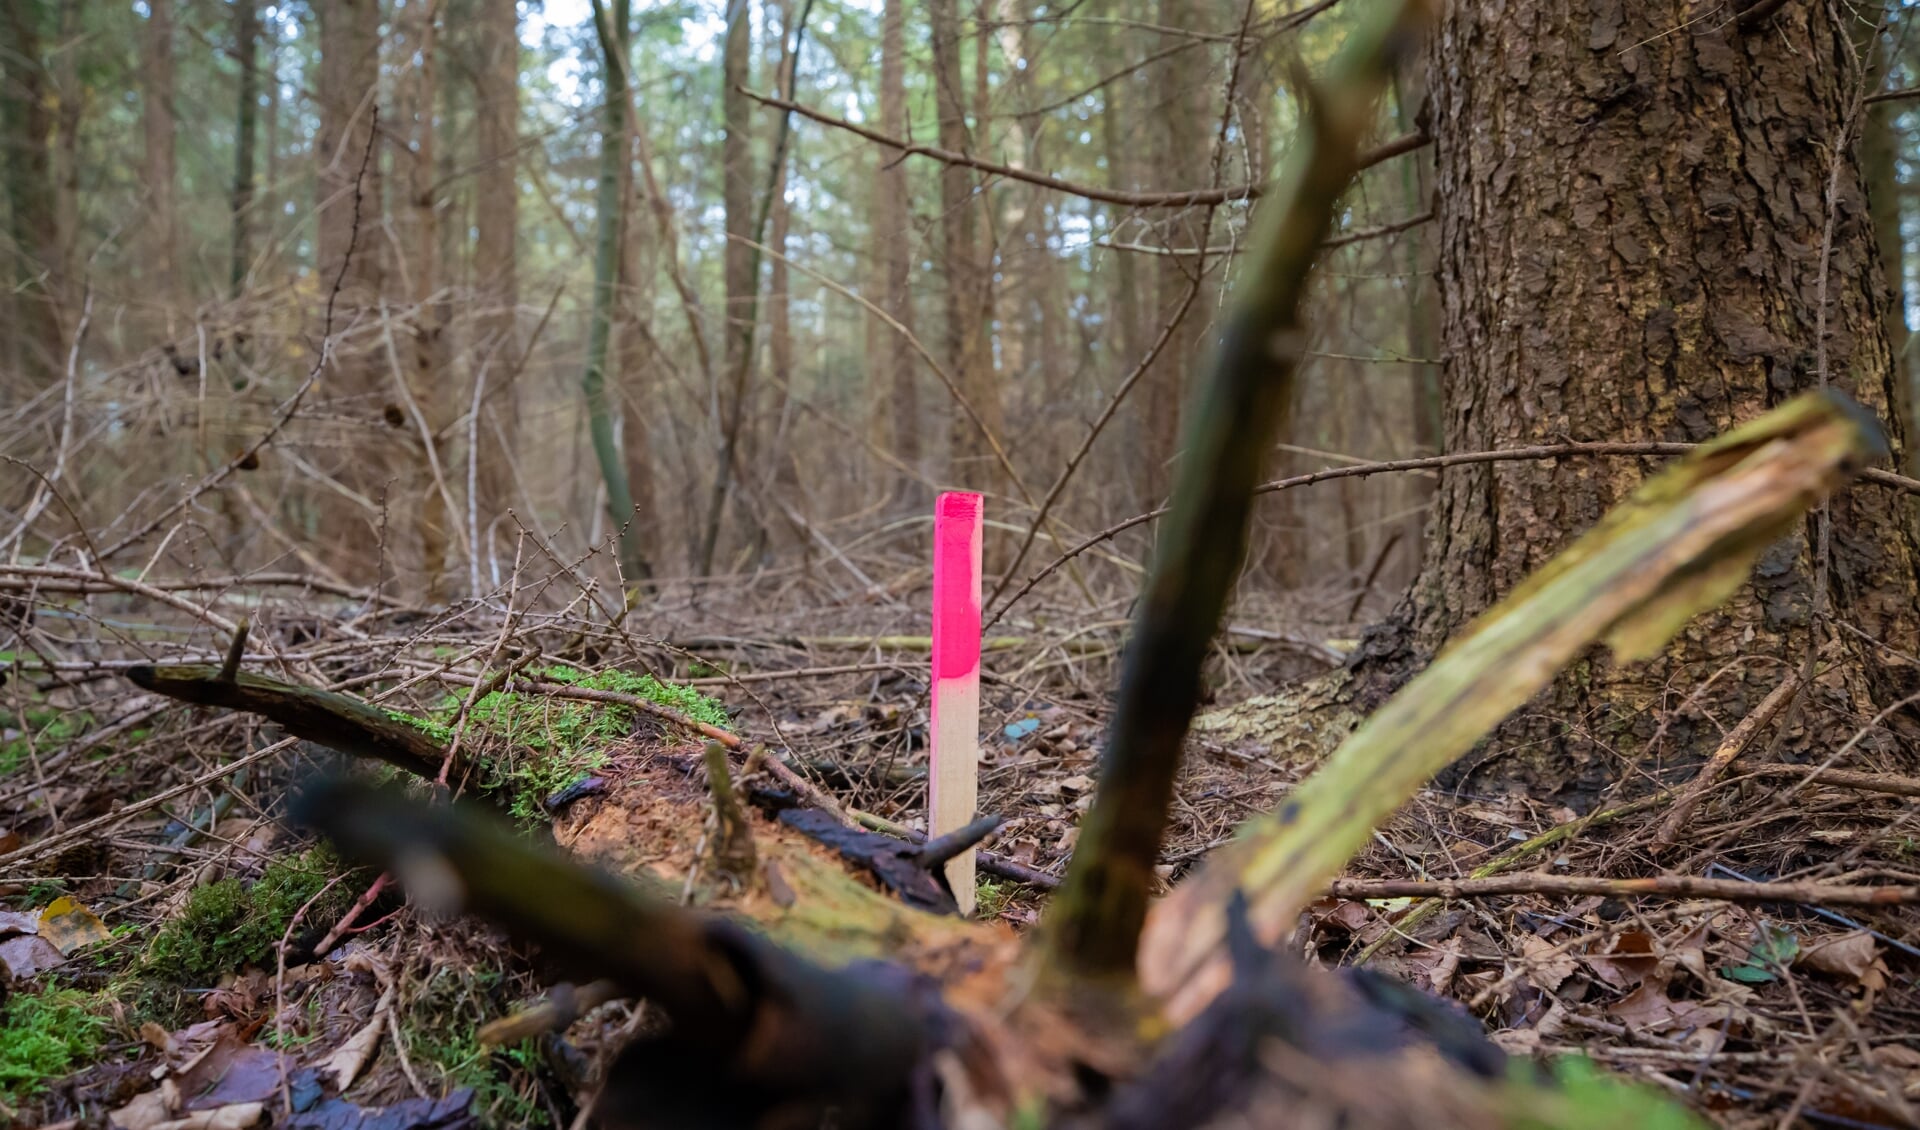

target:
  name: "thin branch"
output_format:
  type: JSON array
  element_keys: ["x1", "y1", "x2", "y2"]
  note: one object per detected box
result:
[
  {"x1": 742, "y1": 87, "x2": 1428, "y2": 208},
  {"x1": 990, "y1": 441, "x2": 1920, "y2": 624},
  {"x1": 1326, "y1": 874, "x2": 1917, "y2": 906}
]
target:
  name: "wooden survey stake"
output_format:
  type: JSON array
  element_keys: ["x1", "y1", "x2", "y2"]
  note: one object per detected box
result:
[{"x1": 930, "y1": 491, "x2": 983, "y2": 914}]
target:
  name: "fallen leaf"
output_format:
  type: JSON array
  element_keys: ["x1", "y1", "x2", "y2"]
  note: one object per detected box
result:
[
  {"x1": 1606, "y1": 983, "x2": 1738, "y2": 1037},
  {"x1": 1310, "y1": 898, "x2": 1373, "y2": 934},
  {"x1": 1518, "y1": 934, "x2": 1578, "y2": 993},
  {"x1": 41, "y1": 895, "x2": 112, "y2": 954},
  {"x1": 1868, "y1": 1044, "x2": 1920, "y2": 1070},
  {"x1": 283, "y1": 1090, "x2": 477, "y2": 1130},
  {"x1": 110, "y1": 1081, "x2": 180, "y2": 1130},
  {"x1": 1585, "y1": 929, "x2": 1658, "y2": 990},
  {"x1": 0, "y1": 908, "x2": 41, "y2": 937},
  {"x1": 0, "y1": 931, "x2": 67, "y2": 980},
  {"x1": 1797, "y1": 930, "x2": 1888, "y2": 992}
]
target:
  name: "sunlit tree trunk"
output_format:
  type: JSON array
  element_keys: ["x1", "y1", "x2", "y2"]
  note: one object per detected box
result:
[{"x1": 1409, "y1": 2, "x2": 1920, "y2": 796}]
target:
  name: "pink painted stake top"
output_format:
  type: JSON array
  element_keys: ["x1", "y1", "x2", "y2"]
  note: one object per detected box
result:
[{"x1": 930, "y1": 491, "x2": 983, "y2": 913}]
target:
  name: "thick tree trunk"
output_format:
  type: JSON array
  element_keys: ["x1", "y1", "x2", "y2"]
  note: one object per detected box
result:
[{"x1": 1411, "y1": 1, "x2": 1920, "y2": 799}]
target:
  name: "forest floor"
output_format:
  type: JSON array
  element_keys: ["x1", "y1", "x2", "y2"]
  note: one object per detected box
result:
[{"x1": 1, "y1": 551, "x2": 1917, "y2": 1128}]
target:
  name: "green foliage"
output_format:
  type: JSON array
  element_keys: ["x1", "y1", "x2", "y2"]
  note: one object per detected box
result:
[
  {"x1": 1721, "y1": 922, "x2": 1799, "y2": 984},
  {"x1": 0, "y1": 988, "x2": 109, "y2": 1101},
  {"x1": 402, "y1": 966, "x2": 549, "y2": 1128},
  {"x1": 143, "y1": 848, "x2": 355, "y2": 983},
  {"x1": 974, "y1": 877, "x2": 1011, "y2": 920},
  {"x1": 1507, "y1": 1056, "x2": 1705, "y2": 1130},
  {"x1": 0, "y1": 706, "x2": 92, "y2": 777},
  {"x1": 418, "y1": 666, "x2": 730, "y2": 822}
]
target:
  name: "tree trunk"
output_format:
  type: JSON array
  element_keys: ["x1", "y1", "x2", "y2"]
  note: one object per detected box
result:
[
  {"x1": 615, "y1": 48, "x2": 660, "y2": 585},
  {"x1": 230, "y1": 0, "x2": 259, "y2": 298},
  {"x1": 1138, "y1": 3, "x2": 1212, "y2": 513},
  {"x1": 1410, "y1": 1, "x2": 1920, "y2": 800},
  {"x1": 0, "y1": 0, "x2": 62, "y2": 394},
  {"x1": 394, "y1": 0, "x2": 452, "y2": 598},
  {"x1": 1391, "y1": 54, "x2": 1439, "y2": 588},
  {"x1": 315, "y1": 0, "x2": 388, "y2": 576},
  {"x1": 872, "y1": 0, "x2": 921, "y2": 510},
  {"x1": 696, "y1": 0, "x2": 756, "y2": 574},
  {"x1": 143, "y1": 0, "x2": 180, "y2": 327},
  {"x1": 1861, "y1": 29, "x2": 1912, "y2": 478},
  {"x1": 583, "y1": 0, "x2": 650, "y2": 586},
  {"x1": 471, "y1": 0, "x2": 520, "y2": 549},
  {"x1": 930, "y1": 0, "x2": 997, "y2": 491}
]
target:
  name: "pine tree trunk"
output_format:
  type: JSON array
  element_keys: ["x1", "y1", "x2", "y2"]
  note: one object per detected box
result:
[
  {"x1": 1410, "y1": 1, "x2": 1920, "y2": 798},
  {"x1": 0, "y1": 0, "x2": 62, "y2": 394},
  {"x1": 871, "y1": 0, "x2": 921, "y2": 510},
  {"x1": 1139, "y1": 1, "x2": 1212, "y2": 513},
  {"x1": 930, "y1": 0, "x2": 997, "y2": 491},
  {"x1": 472, "y1": 0, "x2": 521, "y2": 558},
  {"x1": 315, "y1": 0, "x2": 389, "y2": 577}
]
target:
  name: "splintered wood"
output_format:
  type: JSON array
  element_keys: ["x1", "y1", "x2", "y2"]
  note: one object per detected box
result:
[{"x1": 931, "y1": 491, "x2": 983, "y2": 915}]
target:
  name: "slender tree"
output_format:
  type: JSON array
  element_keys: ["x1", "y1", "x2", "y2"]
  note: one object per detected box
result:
[
  {"x1": 143, "y1": 0, "x2": 180, "y2": 322},
  {"x1": 0, "y1": 0, "x2": 61, "y2": 394},
  {"x1": 583, "y1": 0, "x2": 649, "y2": 585},
  {"x1": 471, "y1": 0, "x2": 521, "y2": 531},
  {"x1": 929, "y1": 0, "x2": 997, "y2": 490},
  {"x1": 695, "y1": 0, "x2": 757, "y2": 575},
  {"x1": 230, "y1": 0, "x2": 259, "y2": 297},
  {"x1": 870, "y1": 0, "x2": 920, "y2": 509}
]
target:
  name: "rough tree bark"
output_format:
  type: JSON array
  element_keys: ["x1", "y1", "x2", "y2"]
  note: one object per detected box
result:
[{"x1": 1403, "y1": 1, "x2": 1920, "y2": 799}]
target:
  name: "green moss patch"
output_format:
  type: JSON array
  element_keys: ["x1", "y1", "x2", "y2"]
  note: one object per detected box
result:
[
  {"x1": 143, "y1": 847, "x2": 356, "y2": 983},
  {"x1": 400, "y1": 965, "x2": 549, "y2": 1127},
  {"x1": 0, "y1": 988, "x2": 109, "y2": 1102},
  {"x1": 409, "y1": 666, "x2": 731, "y2": 822}
]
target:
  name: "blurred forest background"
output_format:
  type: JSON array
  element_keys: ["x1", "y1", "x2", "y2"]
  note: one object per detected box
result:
[{"x1": 0, "y1": 0, "x2": 1463, "y2": 609}]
